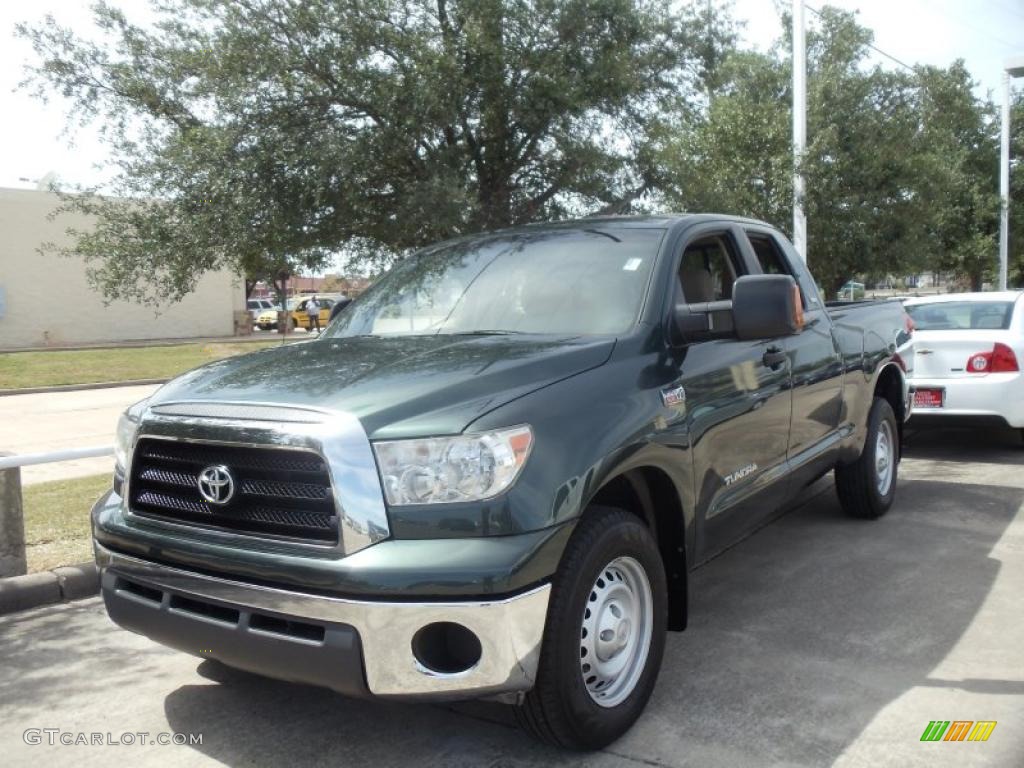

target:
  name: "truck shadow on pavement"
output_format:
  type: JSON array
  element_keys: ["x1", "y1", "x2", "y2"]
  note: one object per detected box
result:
[{"x1": 162, "y1": 474, "x2": 1022, "y2": 767}]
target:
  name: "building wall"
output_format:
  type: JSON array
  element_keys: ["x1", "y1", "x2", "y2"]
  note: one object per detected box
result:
[{"x1": 0, "y1": 187, "x2": 246, "y2": 349}]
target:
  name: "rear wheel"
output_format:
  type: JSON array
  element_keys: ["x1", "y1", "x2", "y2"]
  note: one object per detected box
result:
[
  {"x1": 515, "y1": 506, "x2": 666, "y2": 750},
  {"x1": 836, "y1": 396, "x2": 898, "y2": 519}
]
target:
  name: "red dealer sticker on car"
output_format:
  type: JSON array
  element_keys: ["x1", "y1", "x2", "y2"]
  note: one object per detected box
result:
[{"x1": 914, "y1": 388, "x2": 944, "y2": 408}]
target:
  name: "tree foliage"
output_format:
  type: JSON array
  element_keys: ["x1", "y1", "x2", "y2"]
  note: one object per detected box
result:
[
  {"x1": 18, "y1": 2, "x2": 1021, "y2": 303},
  {"x1": 19, "y1": 0, "x2": 713, "y2": 303},
  {"x1": 655, "y1": 7, "x2": 1008, "y2": 293}
]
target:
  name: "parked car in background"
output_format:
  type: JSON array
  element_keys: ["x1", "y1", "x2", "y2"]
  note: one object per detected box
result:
[
  {"x1": 94, "y1": 215, "x2": 912, "y2": 750},
  {"x1": 905, "y1": 291, "x2": 1024, "y2": 438},
  {"x1": 292, "y1": 294, "x2": 347, "y2": 331},
  {"x1": 328, "y1": 296, "x2": 353, "y2": 324},
  {"x1": 835, "y1": 280, "x2": 866, "y2": 301},
  {"x1": 246, "y1": 298, "x2": 275, "y2": 321},
  {"x1": 255, "y1": 302, "x2": 285, "y2": 330}
]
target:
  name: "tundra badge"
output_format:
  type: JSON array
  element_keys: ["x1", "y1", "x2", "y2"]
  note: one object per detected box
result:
[{"x1": 724, "y1": 463, "x2": 758, "y2": 486}]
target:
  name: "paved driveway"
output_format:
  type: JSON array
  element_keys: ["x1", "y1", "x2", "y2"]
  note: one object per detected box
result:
[
  {"x1": 0, "y1": 427, "x2": 1021, "y2": 766},
  {"x1": 0, "y1": 385, "x2": 159, "y2": 484}
]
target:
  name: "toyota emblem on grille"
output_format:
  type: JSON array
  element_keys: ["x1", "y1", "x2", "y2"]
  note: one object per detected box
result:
[{"x1": 197, "y1": 465, "x2": 235, "y2": 505}]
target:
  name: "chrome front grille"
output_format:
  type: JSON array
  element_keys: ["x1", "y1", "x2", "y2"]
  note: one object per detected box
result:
[{"x1": 128, "y1": 438, "x2": 338, "y2": 544}]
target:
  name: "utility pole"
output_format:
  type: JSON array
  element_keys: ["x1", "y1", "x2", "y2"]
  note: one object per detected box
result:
[
  {"x1": 999, "y1": 57, "x2": 1024, "y2": 291},
  {"x1": 792, "y1": 0, "x2": 807, "y2": 264}
]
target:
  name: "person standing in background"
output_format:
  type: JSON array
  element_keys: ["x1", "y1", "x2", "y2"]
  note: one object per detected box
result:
[{"x1": 306, "y1": 295, "x2": 321, "y2": 334}]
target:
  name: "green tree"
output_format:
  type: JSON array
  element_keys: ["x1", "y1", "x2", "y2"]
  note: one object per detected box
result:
[
  {"x1": 652, "y1": 49, "x2": 792, "y2": 228},
  {"x1": 914, "y1": 63, "x2": 1000, "y2": 291},
  {"x1": 19, "y1": 0, "x2": 719, "y2": 304},
  {"x1": 655, "y1": 7, "x2": 997, "y2": 296},
  {"x1": 1009, "y1": 89, "x2": 1024, "y2": 287}
]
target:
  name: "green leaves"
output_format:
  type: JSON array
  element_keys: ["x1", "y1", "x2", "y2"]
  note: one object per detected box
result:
[
  {"x1": 19, "y1": 0, "x2": 710, "y2": 302},
  {"x1": 18, "y1": 1, "x2": 1014, "y2": 303},
  {"x1": 656, "y1": 7, "x2": 1006, "y2": 293}
]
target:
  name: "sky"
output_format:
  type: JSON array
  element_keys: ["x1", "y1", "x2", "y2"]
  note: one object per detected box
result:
[{"x1": 1, "y1": 0, "x2": 1022, "y2": 191}]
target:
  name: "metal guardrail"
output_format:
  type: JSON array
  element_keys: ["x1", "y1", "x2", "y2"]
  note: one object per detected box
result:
[
  {"x1": 1, "y1": 446, "x2": 114, "y2": 578},
  {"x1": 0, "y1": 445, "x2": 113, "y2": 470}
]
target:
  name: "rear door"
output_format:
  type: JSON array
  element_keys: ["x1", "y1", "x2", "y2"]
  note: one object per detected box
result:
[{"x1": 665, "y1": 224, "x2": 794, "y2": 560}]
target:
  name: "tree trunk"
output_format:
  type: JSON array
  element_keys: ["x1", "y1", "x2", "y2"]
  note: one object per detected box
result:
[
  {"x1": 830, "y1": 275, "x2": 847, "y2": 299},
  {"x1": 273, "y1": 278, "x2": 291, "y2": 338},
  {"x1": 475, "y1": 0, "x2": 512, "y2": 230}
]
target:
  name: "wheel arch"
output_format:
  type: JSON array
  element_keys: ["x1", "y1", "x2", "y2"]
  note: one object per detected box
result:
[
  {"x1": 872, "y1": 362, "x2": 906, "y2": 457},
  {"x1": 587, "y1": 466, "x2": 688, "y2": 631}
]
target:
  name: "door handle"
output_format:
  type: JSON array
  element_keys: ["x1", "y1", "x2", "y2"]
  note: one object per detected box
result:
[{"x1": 762, "y1": 346, "x2": 787, "y2": 369}]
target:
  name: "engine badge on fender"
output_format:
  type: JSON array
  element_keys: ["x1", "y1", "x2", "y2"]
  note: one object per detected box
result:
[{"x1": 660, "y1": 385, "x2": 686, "y2": 408}]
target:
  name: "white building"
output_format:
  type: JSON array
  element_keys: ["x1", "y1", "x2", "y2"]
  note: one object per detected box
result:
[{"x1": 0, "y1": 187, "x2": 246, "y2": 349}]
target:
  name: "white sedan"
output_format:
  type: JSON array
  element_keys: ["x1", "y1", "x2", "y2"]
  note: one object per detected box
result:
[{"x1": 905, "y1": 291, "x2": 1024, "y2": 436}]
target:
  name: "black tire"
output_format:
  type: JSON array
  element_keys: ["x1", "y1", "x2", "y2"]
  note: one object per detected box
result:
[
  {"x1": 836, "y1": 396, "x2": 899, "y2": 519},
  {"x1": 514, "y1": 506, "x2": 667, "y2": 750}
]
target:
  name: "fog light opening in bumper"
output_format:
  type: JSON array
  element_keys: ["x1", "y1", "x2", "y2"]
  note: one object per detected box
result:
[{"x1": 411, "y1": 622, "x2": 482, "y2": 676}]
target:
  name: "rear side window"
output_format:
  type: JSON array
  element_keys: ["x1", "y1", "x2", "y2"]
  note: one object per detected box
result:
[
  {"x1": 747, "y1": 232, "x2": 811, "y2": 308},
  {"x1": 906, "y1": 301, "x2": 1015, "y2": 330},
  {"x1": 748, "y1": 234, "x2": 788, "y2": 275},
  {"x1": 678, "y1": 235, "x2": 741, "y2": 303}
]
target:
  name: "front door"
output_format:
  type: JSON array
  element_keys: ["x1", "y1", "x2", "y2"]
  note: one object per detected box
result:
[{"x1": 665, "y1": 225, "x2": 794, "y2": 561}]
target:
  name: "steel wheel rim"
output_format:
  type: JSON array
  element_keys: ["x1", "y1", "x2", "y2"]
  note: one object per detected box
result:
[
  {"x1": 578, "y1": 556, "x2": 654, "y2": 708},
  {"x1": 875, "y1": 420, "x2": 895, "y2": 496}
]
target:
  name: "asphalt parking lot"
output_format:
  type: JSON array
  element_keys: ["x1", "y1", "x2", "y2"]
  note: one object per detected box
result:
[{"x1": 1, "y1": 425, "x2": 1021, "y2": 767}]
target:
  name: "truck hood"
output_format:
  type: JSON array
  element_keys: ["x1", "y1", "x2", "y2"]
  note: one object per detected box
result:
[{"x1": 148, "y1": 334, "x2": 615, "y2": 438}]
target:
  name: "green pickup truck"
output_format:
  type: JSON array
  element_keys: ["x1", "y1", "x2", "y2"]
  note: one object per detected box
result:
[{"x1": 93, "y1": 214, "x2": 913, "y2": 749}]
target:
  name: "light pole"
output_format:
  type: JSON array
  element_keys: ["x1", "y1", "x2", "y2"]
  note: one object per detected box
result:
[
  {"x1": 792, "y1": 0, "x2": 807, "y2": 264},
  {"x1": 999, "y1": 56, "x2": 1024, "y2": 291}
]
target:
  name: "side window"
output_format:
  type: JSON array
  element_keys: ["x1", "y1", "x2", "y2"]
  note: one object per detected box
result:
[
  {"x1": 747, "y1": 232, "x2": 812, "y2": 308},
  {"x1": 678, "y1": 234, "x2": 741, "y2": 304},
  {"x1": 748, "y1": 235, "x2": 788, "y2": 275}
]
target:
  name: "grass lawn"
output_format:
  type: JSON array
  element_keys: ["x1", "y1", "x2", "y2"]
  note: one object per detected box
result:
[
  {"x1": 23, "y1": 473, "x2": 111, "y2": 573},
  {"x1": 0, "y1": 340, "x2": 287, "y2": 390}
]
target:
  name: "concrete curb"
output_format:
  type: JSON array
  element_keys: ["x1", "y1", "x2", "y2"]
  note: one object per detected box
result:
[
  {"x1": 0, "y1": 562, "x2": 99, "y2": 615},
  {"x1": 0, "y1": 379, "x2": 168, "y2": 397}
]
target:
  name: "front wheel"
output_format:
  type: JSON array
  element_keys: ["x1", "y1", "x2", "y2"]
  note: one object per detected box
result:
[
  {"x1": 515, "y1": 506, "x2": 667, "y2": 750},
  {"x1": 835, "y1": 396, "x2": 899, "y2": 519}
]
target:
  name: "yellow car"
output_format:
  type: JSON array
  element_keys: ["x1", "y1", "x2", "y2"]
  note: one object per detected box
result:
[{"x1": 291, "y1": 297, "x2": 338, "y2": 331}]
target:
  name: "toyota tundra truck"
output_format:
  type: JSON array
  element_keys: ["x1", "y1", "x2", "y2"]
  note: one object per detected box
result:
[{"x1": 92, "y1": 214, "x2": 913, "y2": 749}]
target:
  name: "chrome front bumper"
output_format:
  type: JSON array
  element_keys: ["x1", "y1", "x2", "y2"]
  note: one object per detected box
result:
[{"x1": 95, "y1": 542, "x2": 550, "y2": 701}]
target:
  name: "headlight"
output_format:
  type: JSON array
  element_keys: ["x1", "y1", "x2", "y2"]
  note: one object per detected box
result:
[
  {"x1": 373, "y1": 426, "x2": 533, "y2": 506},
  {"x1": 114, "y1": 398, "x2": 149, "y2": 471}
]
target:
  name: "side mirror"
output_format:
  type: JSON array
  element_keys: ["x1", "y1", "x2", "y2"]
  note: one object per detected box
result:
[
  {"x1": 671, "y1": 274, "x2": 802, "y2": 345},
  {"x1": 731, "y1": 275, "x2": 803, "y2": 341}
]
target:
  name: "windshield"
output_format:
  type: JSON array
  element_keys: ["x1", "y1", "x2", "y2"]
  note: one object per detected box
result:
[
  {"x1": 906, "y1": 301, "x2": 1015, "y2": 331},
  {"x1": 326, "y1": 228, "x2": 664, "y2": 338}
]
